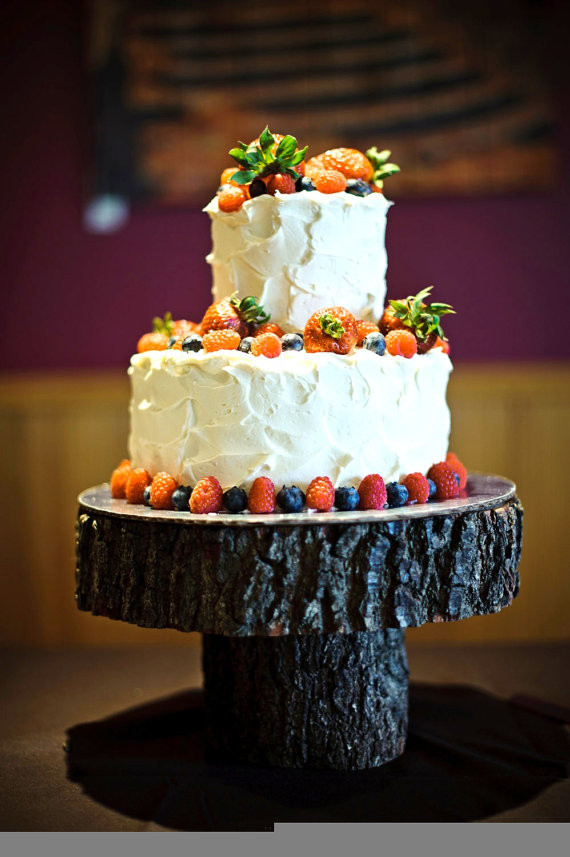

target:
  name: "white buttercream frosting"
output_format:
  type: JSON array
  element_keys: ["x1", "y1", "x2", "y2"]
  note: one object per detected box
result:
[
  {"x1": 128, "y1": 348, "x2": 452, "y2": 491},
  {"x1": 204, "y1": 191, "x2": 392, "y2": 332}
]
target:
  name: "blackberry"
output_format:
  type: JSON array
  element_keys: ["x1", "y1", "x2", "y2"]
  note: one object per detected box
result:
[
  {"x1": 172, "y1": 485, "x2": 193, "y2": 511},
  {"x1": 238, "y1": 336, "x2": 254, "y2": 353},
  {"x1": 386, "y1": 482, "x2": 408, "y2": 508},
  {"x1": 182, "y1": 334, "x2": 203, "y2": 352},
  {"x1": 345, "y1": 178, "x2": 373, "y2": 197},
  {"x1": 281, "y1": 333, "x2": 304, "y2": 351},
  {"x1": 249, "y1": 178, "x2": 267, "y2": 198},
  {"x1": 295, "y1": 176, "x2": 316, "y2": 192},
  {"x1": 362, "y1": 331, "x2": 386, "y2": 355},
  {"x1": 223, "y1": 486, "x2": 248, "y2": 512},
  {"x1": 334, "y1": 486, "x2": 360, "y2": 511},
  {"x1": 276, "y1": 485, "x2": 305, "y2": 513}
]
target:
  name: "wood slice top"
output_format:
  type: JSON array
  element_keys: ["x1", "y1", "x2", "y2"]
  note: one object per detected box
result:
[
  {"x1": 76, "y1": 473, "x2": 523, "y2": 637},
  {"x1": 78, "y1": 473, "x2": 516, "y2": 526}
]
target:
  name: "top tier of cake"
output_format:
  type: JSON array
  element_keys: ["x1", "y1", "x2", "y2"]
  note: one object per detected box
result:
[{"x1": 204, "y1": 190, "x2": 392, "y2": 332}]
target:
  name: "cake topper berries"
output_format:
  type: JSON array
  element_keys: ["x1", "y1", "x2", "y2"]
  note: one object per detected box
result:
[
  {"x1": 228, "y1": 127, "x2": 307, "y2": 188},
  {"x1": 380, "y1": 287, "x2": 454, "y2": 354},
  {"x1": 201, "y1": 293, "x2": 270, "y2": 337},
  {"x1": 304, "y1": 306, "x2": 358, "y2": 354}
]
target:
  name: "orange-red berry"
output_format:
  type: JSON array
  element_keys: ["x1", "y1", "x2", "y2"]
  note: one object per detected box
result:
[
  {"x1": 401, "y1": 472, "x2": 430, "y2": 505},
  {"x1": 218, "y1": 184, "x2": 249, "y2": 212},
  {"x1": 313, "y1": 169, "x2": 347, "y2": 194},
  {"x1": 254, "y1": 322, "x2": 285, "y2": 338},
  {"x1": 250, "y1": 332, "x2": 282, "y2": 358},
  {"x1": 125, "y1": 467, "x2": 152, "y2": 504},
  {"x1": 306, "y1": 476, "x2": 335, "y2": 512},
  {"x1": 320, "y1": 148, "x2": 373, "y2": 181},
  {"x1": 248, "y1": 476, "x2": 275, "y2": 513},
  {"x1": 358, "y1": 474, "x2": 387, "y2": 510},
  {"x1": 137, "y1": 332, "x2": 169, "y2": 353},
  {"x1": 266, "y1": 173, "x2": 296, "y2": 195},
  {"x1": 356, "y1": 319, "x2": 380, "y2": 346},
  {"x1": 304, "y1": 306, "x2": 358, "y2": 354},
  {"x1": 110, "y1": 461, "x2": 133, "y2": 499},
  {"x1": 149, "y1": 472, "x2": 179, "y2": 510},
  {"x1": 426, "y1": 462, "x2": 460, "y2": 500},
  {"x1": 202, "y1": 329, "x2": 241, "y2": 352},
  {"x1": 446, "y1": 452, "x2": 468, "y2": 490},
  {"x1": 190, "y1": 476, "x2": 223, "y2": 513},
  {"x1": 385, "y1": 329, "x2": 418, "y2": 358}
]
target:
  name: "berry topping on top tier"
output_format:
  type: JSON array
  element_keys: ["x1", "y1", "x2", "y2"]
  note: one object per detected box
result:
[
  {"x1": 380, "y1": 287, "x2": 454, "y2": 352},
  {"x1": 304, "y1": 307, "x2": 358, "y2": 354},
  {"x1": 228, "y1": 127, "x2": 307, "y2": 187}
]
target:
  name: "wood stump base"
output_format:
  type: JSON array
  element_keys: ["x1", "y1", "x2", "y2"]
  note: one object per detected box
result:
[{"x1": 202, "y1": 630, "x2": 409, "y2": 770}]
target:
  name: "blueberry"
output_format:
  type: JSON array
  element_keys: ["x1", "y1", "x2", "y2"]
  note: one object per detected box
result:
[
  {"x1": 334, "y1": 486, "x2": 360, "y2": 511},
  {"x1": 345, "y1": 178, "x2": 373, "y2": 197},
  {"x1": 427, "y1": 478, "x2": 437, "y2": 500},
  {"x1": 362, "y1": 331, "x2": 386, "y2": 355},
  {"x1": 276, "y1": 485, "x2": 305, "y2": 513},
  {"x1": 143, "y1": 485, "x2": 152, "y2": 507},
  {"x1": 295, "y1": 176, "x2": 316, "y2": 192},
  {"x1": 386, "y1": 482, "x2": 408, "y2": 508},
  {"x1": 454, "y1": 472, "x2": 461, "y2": 487},
  {"x1": 238, "y1": 336, "x2": 254, "y2": 353},
  {"x1": 249, "y1": 178, "x2": 267, "y2": 198},
  {"x1": 223, "y1": 486, "x2": 248, "y2": 512},
  {"x1": 281, "y1": 333, "x2": 304, "y2": 351},
  {"x1": 182, "y1": 334, "x2": 203, "y2": 352},
  {"x1": 172, "y1": 485, "x2": 193, "y2": 511}
]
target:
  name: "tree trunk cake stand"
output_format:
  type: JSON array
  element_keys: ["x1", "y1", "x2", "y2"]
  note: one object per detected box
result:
[{"x1": 76, "y1": 474, "x2": 522, "y2": 771}]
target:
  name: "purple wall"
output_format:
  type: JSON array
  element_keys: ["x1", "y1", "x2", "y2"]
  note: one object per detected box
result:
[{"x1": 1, "y1": 0, "x2": 569, "y2": 372}]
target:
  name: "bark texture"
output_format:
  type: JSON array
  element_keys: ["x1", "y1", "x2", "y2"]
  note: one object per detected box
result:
[
  {"x1": 202, "y1": 629, "x2": 408, "y2": 769},
  {"x1": 76, "y1": 499, "x2": 523, "y2": 636}
]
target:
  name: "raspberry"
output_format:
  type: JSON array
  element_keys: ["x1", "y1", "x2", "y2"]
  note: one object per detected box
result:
[
  {"x1": 401, "y1": 472, "x2": 430, "y2": 505},
  {"x1": 110, "y1": 461, "x2": 133, "y2": 499},
  {"x1": 320, "y1": 148, "x2": 373, "y2": 181},
  {"x1": 446, "y1": 452, "x2": 468, "y2": 490},
  {"x1": 356, "y1": 319, "x2": 380, "y2": 346},
  {"x1": 313, "y1": 169, "x2": 347, "y2": 194},
  {"x1": 149, "y1": 472, "x2": 179, "y2": 510},
  {"x1": 385, "y1": 329, "x2": 418, "y2": 358},
  {"x1": 306, "y1": 476, "x2": 335, "y2": 512},
  {"x1": 248, "y1": 476, "x2": 275, "y2": 513},
  {"x1": 125, "y1": 467, "x2": 152, "y2": 505},
  {"x1": 266, "y1": 173, "x2": 296, "y2": 195},
  {"x1": 218, "y1": 184, "x2": 249, "y2": 212},
  {"x1": 426, "y1": 462, "x2": 460, "y2": 501},
  {"x1": 254, "y1": 322, "x2": 285, "y2": 338},
  {"x1": 358, "y1": 474, "x2": 387, "y2": 510},
  {"x1": 304, "y1": 306, "x2": 358, "y2": 354},
  {"x1": 250, "y1": 332, "x2": 282, "y2": 358},
  {"x1": 202, "y1": 329, "x2": 241, "y2": 352},
  {"x1": 190, "y1": 476, "x2": 223, "y2": 513},
  {"x1": 137, "y1": 332, "x2": 169, "y2": 353}
]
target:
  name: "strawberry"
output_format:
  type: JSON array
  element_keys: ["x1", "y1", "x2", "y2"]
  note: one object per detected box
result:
[
  {"x1": 378, "y1": 306, "x2": 404, "y2": 336},
  {"x1": 125, "y1": 467, "x2": 152, "y2": 504},
  {"x1": 266, "y1": 173, "x2": 296, "y2": 195},
  {"x1": 137, "y1": 332, "x2": 169, "y2": 353},
  {"x1": 217, "y1": 184, "x2": 249, "y2": 212},
  {"x1": 110, "y1": 460, "x2": 133, "y2": 499},
  {"x1": 201, "y1": 293, "x2": 270, "y2": 337},
  {"x1": 358, "y1": 474, "x2": 387, "y2": 510},
  {"x1": 202, "y1": 329, "x2": 241, "y2": 353},
  {"x1": 306, "y1": 476, "x2": 335, "y2": 512},
  {"x1": 401, "y1": 472, "x2": 430, "y2": 505},
  {"x1": 248, "y1": 476, "x2": 275, "y2": 513},
  {"x1": 426, "y1": 462, "x2": 460, "y2": 500},
  {"x1": 190, "y1": 476, "x2": 223, "y2": 513},
  {"x1": 385, "y1": 287, "x2": 454, "y2": 352},
  {"x1": 385, "y1": 329, "x2": 418, "y2": 358},
  {"x1": 254, "y1": 322, "x2": 285, "y2": 338},
  {"x1": 304, "y1": 306, "x2": 358, "y2": 354},
  {"x1": 446, "y1": 452, "x2": 467, "y2": 490},
  {"x1": 149, "y1": 472, "x2": 179, "y2": 510},
  {"x1": 250, "y1": 332, "x2": 282, "y2": 358},
  {"x1": 320, "y1": 148, "x2": 373, "y2": 181},
  {"x1": 356, "y1": 319, "x2": 380, "y2": 346},
  {"x1": 313, "y1": 170, "x2": 347, "y2": 194},
  {"x1": 304, "y1": 155, "x2": 327, "y2": 177}
]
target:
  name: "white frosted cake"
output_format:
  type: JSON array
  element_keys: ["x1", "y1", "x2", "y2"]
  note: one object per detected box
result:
[{"x1": 119, "y1": 131, "x2": 459, "y2": 512}]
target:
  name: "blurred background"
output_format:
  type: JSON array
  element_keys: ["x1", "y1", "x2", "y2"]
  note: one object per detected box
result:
[{"x1": 0, "y1": 0, "x2": 568, "y2": 649}]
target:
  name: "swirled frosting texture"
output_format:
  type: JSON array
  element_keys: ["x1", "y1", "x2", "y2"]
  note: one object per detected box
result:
[
  {"x1": 204, "y1": 191, "x2": 392, "y2": 332},
  {"x1": 128, "y1": 349, "x2": 452, "y2": 491}
]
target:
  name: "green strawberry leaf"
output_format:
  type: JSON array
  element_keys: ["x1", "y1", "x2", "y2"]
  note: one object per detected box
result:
[
  {"x1": 319, "y1": 313, "x2": 345, "y2": 339},
  {"x1": 230, "y1": 170, "x2": 256, "y2": 185}
]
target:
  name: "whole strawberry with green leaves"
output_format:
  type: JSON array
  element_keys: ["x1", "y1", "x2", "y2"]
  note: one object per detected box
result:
[
  {"x1": 379, "y1": 287, "x2": 454, "y2": 353},
  {"x1": 228, "y1": 127, "x2": 307, "y2": 188},
  {"x1": 200, "y1": 292, "x2": 271, "y2": 338}
]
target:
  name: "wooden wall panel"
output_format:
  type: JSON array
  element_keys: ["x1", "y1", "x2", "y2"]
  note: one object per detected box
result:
[{"x1": 0, "y1": 365, "x2": 568, "y2": 647}]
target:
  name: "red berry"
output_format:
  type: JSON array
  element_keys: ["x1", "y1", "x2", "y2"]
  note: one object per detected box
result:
[
  {"x1": 385, "y1": 329, "x2": 418, "y2": 358},
  {"x1": 202, "y1": 329, "x2": 241, "y2": 352},
  {"x1": 304, "y1": 306, "x2": 358, "y2": 354},
  {"x1": 266, "y1": 173, "x2": 296, "y2": 195},
  {"x1": 110, "y1": 461, "x2": 133, "y2": 499},
  {"x1": 358, "y1": 474, "x2": 387, "y2": 510},
  {"x1": 125, "y1": 467, "x2": 152, "y2": 504},
  {"x1": 137, "y1": 332, "x2": 169, "y2": 353},
  {"x1": 250, "y1": 332, "x2": 282, "y2": 358},
  {"x1": 149, "y1": 472, "x2": 179, "y2": 510},
  {"x1": 306, "y1": 476, "x2": 335, "y2": 512},
  {"x1": 426, "y1": 462, "x2": 460, "y2": 500},
  {"x1": 401, "y1": 472, "x2": 430, "y2": 505},
  {"x1": 320, "y1": 148, "x2": 373, "y2": 181},
  {"x1": 313, "y1": 169, "x2": 347, "y2": 194},
  {"x1": 446, "y1": 452, "x2": 467, "y2": 490},
  {"x1": 355, "y1": 320, "x2": 380, "y2": 346},
  {"x1": 190, "y1": 476, "x2": 223, "y2": 513},
  {"x1": 248, "y1": 477, "x2": 275, "y2": 513},
  {"x1": 218, "y1": 184, "x2": 249, "y2": 212},
  {"x1": 254, "y1": 322, "x2": 285, "y2": 338}
]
